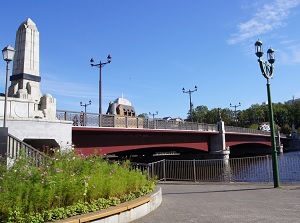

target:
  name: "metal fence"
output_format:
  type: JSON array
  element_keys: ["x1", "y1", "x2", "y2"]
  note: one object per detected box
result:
[
  {"x1": 6, "y1": 134, "x2": 51, "y2": 166},
  {"x1": 145, "y1": 155, "x2": 300, "y2": 183},
  {"x1": 56, "y1": 110, "x2": 277, "y2": 136}
]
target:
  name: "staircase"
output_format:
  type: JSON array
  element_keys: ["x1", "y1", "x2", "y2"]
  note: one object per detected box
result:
[{"x1": 6, "y1": 134, "x2": 51, "y2": 166}]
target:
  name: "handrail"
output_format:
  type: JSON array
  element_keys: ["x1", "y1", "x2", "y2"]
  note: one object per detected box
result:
[
  {"x1": 7, "y1": 133, "x2": 51, "y2": 166},
  {"x1": 56, "y1": 110, "x2": 218, "y2": 132},
  {"x1": 56, "y1": 110, "x2": 283, "y2": 137}
]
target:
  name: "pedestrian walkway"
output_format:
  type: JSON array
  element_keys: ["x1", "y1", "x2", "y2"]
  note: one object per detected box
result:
[{"x1": 133, "y1": 182, "x2": 300, "y2": 223}]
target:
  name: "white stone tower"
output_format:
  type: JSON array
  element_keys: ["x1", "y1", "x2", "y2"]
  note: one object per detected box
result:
[
  {"x1": 0, "y1": 18, "x2": 72, "y2": 151},
  {"x1": 9, "y1": 18, "x2": 42, "y2": 102},
  {"x1": 4, "y1": 18, "x2": 57, "y2": 120}
]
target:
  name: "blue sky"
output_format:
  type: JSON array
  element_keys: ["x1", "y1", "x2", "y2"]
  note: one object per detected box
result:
[{"x1": 1, "y1": 0, "x2": 300, "y2": 119}]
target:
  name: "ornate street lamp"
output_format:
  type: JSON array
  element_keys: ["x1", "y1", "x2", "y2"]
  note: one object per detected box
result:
[
  {"x1": 80, "y1": 100, "x2": 91, "y2": 126},
  {"x1": 2, "y1": 45, "x2": 15, "y2": 127},
  {"x1": 80, "y1": 100, "x2": 92, "y2": 114},
  {"x1": 149, "y1": 111, "x2": 158, "y2": 119},
  {"x1": 182, "y1": 86, "x2": 197, "y2": 121},
  {"x1": 254, "y1": 39, "x2": 279, "y2": 188},
  {"x1": 230, "y1": 102, "x2": 241, "y2": 125},
  {"x1": 90, "y1": 54, "x2": 111, "y2": 115}
]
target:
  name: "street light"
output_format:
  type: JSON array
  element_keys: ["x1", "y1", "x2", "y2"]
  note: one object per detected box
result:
[
  {"x1": 80, "y1": 100, "x2": 91, "y2": 126},
  {"x1": 80, "y1": 100, "x2": 92, "y2": 114},
  {"x1": 90, "y1": 54, "x2": 111, "y2": 115},
  {"x1": 230, "y1": 102, "x2": 241, "y2": 125},
  {"x1": 2, "y1": 45, "x2": 15, "y2": 128},
  {"x1": 149, "y1": 111, "x2": 158, "y2": 119},
  {"x1": 254, "y1": 39, "x2": 279, "y2": 188},
  {"x1": 182, "y1": 86, "x2": 197, "y2": 121}
]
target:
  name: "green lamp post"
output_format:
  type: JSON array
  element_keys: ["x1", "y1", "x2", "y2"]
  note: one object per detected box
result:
[{"x1": 254, "y1": 39, "x2": 280, "y2": 188}]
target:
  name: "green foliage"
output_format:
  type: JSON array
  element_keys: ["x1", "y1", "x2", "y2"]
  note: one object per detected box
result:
[
  {"x1": 248, "y1": 123, "x2": 260, "y2": 130},
  {"x1": 281, "y1": 124, "x2": 292, "y2": 135},
  {"x1": 138, "y1": 113, "x2": 149, "y2": 118},
  {"x1": 0, "y1": 150, "x2": 155, "y2": 223},
  {"x1": 190, "y1": 101, "x2": 300, "y2": 135}
]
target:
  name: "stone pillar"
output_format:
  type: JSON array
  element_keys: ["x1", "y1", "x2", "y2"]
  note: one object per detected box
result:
[
  {"x1": 9, "y1": 18, "x2": 42, "y2": 102},
  {"x1": 209, "y1": 121, "x2": 231, "y2": 182},
  {"x1": 276, "y1": 131, "x2": 283, "y2": 153},
  {"x1": 209, "y1": 120, "x2": 230, "y2": 160}
]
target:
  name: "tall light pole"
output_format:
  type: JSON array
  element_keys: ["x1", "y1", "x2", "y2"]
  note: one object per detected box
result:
[
  {"x1": 80, "y1": 100, "x2": 91, "y2": 126},
  {"x1": 2, "y1": 45, "x2": 15, "y2": 128},
  {"x1": 182, "y1": 86, "x2": 197, "y2": 121},
  {"x1": 254, "y1": 39, "x2": 279, "y2": 188},
  {"x1": 80, "y1": 100, "x2": 91, "y2": 114},
  {"x1": 230, "y1": 102, "x2": 241, "y2": 125},
  {"x1": 149, "y1": 111, "x2": 158, "y2": 119},
  {"x1": 90, "y1": 54, "x2": 111, "y2": 115}
]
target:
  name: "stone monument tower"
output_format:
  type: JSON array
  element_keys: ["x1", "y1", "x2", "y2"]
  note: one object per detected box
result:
[
  {"x1": 10, "y1": 18, "x2": 42, "y2": 101},
  {"x1": 7, "y1": 18, "x2": 56, "y2": 120},
  {"x1": 0, "y1": 18, "x2": 71, "y2": 150}
]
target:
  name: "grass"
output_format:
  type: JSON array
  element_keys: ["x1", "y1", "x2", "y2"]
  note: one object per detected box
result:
[{"x1": 0, "y1": 149, "x2": 155, "y2": 222}]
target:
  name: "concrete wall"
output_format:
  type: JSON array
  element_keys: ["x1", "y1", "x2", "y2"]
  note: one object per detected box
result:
[
  {"x1": 0, "y1": 119, "x2": 72, "y2": 150},
  {"x1": 90, "y1": 186, "x2": 162, "y2": 223}
]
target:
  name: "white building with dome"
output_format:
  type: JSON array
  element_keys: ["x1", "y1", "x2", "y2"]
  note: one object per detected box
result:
[{"x1": 106, "y1": 95, "x2": 136, "y2": 117}]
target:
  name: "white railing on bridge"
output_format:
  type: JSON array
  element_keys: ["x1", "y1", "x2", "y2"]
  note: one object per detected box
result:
[
  {"x1": 56, "y1": 110, "x2": 277, "y2": 136},
  {"x1": 225, "y1": 126, "x2": 271, "y2": 135},
  {"x1": 56, "y1": 110, "x2": 218, "y2": 132}
]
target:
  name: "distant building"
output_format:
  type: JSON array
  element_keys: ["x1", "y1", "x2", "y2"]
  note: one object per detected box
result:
[
  {"x1": 163, "y1": 117, "x2": 183, "y2": 122},
  {"x1": 106, "y1": 95, "x2": 136, "y2": 117},
  {"x1": 287, "y1": 96, "x2": 300, "y2": 105}
]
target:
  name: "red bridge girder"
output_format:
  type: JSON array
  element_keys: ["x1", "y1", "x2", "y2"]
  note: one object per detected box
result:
[
  {"x1": 72, "y1": 127, "x2": 288, "y2": 156},
  {"x1": 72, "y1": 127, "x2": 217, "y2": 156}
]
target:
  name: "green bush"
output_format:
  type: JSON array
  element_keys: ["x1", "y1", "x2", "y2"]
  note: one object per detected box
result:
[{"x1": 0, "y1": 150, "x2": 155, "y2": 223}]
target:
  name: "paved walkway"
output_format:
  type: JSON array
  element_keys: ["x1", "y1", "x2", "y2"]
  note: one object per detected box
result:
[{"x1": 133, "y1": 182, "x2": 300, "y2": 223}]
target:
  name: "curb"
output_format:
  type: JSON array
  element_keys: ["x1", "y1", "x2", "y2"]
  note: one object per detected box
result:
[{"x1": 53, "y1": 186, "x2": 162, "y2": 223}]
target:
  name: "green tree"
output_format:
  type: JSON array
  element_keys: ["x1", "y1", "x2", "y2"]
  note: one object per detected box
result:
[
  {"x1": 193, "y1": 105, "x2": 209, "y2": 123},
  {"x1": 281, "y1": 124, "x2": 292, "y2": 135},
  {"x1": 138, "y1": 113, "x2": 149, "y2": 118}
]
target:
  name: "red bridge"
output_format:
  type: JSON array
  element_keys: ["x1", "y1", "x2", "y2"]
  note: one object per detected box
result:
[
  {"x1": 71, "y1": 124, "x2": 289, "y2": 161},
  {"x1": 56, "y1": 111, "x2": 289, "y2": 161}
]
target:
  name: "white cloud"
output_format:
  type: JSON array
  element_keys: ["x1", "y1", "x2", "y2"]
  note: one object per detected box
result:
[
  {"x1": 279, "y1": 42, "x2": 300, "y2": 64},
  {"x1": 41, "y1": 80, "x2": 97, "y2": 99},
  {"x1": 228, "y1": 0, "x2": 300, "y2": 44}
]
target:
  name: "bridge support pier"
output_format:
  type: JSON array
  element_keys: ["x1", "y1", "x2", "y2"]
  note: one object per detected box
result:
[
  {"x1": 209, "y1": 121, "x2": 231, "y2": 182},
  {"x1": 276, "y1": 131, "x2": 283, "y2": 153},
  {"x1": 209, "y1": 120, "x2": 230, "y2": 160}
]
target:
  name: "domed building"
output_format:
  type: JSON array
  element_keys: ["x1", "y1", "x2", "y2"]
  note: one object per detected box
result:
[{"x1": 106, "y1": 95, "x2": 136, "y2": 117}]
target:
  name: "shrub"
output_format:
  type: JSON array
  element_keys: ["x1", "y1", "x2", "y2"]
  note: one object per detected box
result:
[{"x1": 0, "y1": 149, "x2": 155, "y2": 222}]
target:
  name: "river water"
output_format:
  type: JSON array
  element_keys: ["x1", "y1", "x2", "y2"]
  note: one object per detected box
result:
[
  {"x1": 230, "y1": 150, "x2": 300, "y2": 183},
  {"x1": 146, "y1": 150, "x2": 300, "y2": 183}
]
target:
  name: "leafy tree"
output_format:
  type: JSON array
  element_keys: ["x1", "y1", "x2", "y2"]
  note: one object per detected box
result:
[
  {"x1": 184, "y1": 100, "x2": 300, "y2": 137},
  {"x1": 138, "y1": 113, "x2": 149, "y2": 118},
  {"x1": 281, "y1": 124, "x2": 292, "y2": 135},
  {"x1": 205, "y1": 108, "x2": 220, "y2": 124},
  {"x1": 193, "y1": 105, "x2": 209, "y2": 123}
]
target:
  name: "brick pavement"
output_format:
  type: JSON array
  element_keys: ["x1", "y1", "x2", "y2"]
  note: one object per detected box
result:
[{"x1": 133, "y1": 182, "x2": 300, "y2": 223}]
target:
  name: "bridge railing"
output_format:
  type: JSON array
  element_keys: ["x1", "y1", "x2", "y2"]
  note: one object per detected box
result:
[
  {"x1": 225, "y1": 126, "x2": 271, "y2": 135},
  {"x1": 225, "y1": 126, "x2": 287, "y2": 138},
  {"x1": 56, "y1": 110, "x2": 218, "y2": 132},
  {"x1": 6, "y1": 134, "x2": 51, "y2": 166},
  {"x1": 56, "y1": 110, "x2": 285, "y2": 137}
]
